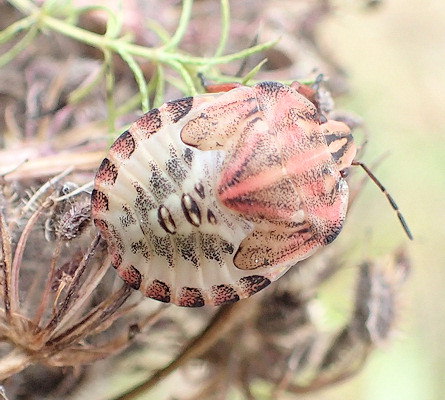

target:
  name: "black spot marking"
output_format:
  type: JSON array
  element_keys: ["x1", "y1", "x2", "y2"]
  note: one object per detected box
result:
[
  {"x1": 133, "y1": 182, "x2": 156, "y2": 232},
  {"x1": 157, "y1": 205, "x2": 176, "y2": 234},
  {"x1": 194, "y1": 182, "x2": 205, "y2": 199},
  {"x1": 220, "y1": 239, "x2": 234, "y2": 254},
  {"x1": 181, "y1": 194, "x2": 201, "y2": 226},
  {"x1": 102, "y1": 221, "x2": 125, "y2": 254},
  {"x1": 145, "y1": 279, "x2": 171, "y2": 303},
  {"x1": 165, "y1": 155, "x2": 188, "y2": 183},
  {"x1": 91, "y1": 189, "x2": 109, "y2": 212},
  {"x1": 238, "y1": 275, "x2": 271, "y2": 296},
  {"x1": 130, "y1": 239, "x2": 150, "y2": 260},
  {"x1": 211, "y1": 284, "x2": 240, "y2": 305},
  {"x1": 166, "y1": 97, "x2": 193, "y2": 123},
  {"x1": 152, "y1": 234, "x2": 174, "y2": 267},
  {"x1": 133, "y1": 183, "x2": 156, "y2": 210},
  {"x1": 111, "y1": 253, "x2": 122, "y2": 269},
  {"x1": 110, "y1": 130, "x2": 136, "y2": 159},
  {"x1": 182, "y1": 147, "x2": 194, "y2": 166},
  {"x1": 95, "y1": 158, "x2": 118, "y2": 185},
  {"x1": 179, "y1": 287, "x2": 205, "y2": 307},
  {"x1": 136, "y1": 108, "x2": 162, "y2": 139},
  {"x1": 207, "y1": 209, "x2": 217, "y2": 225},
  {"x1": 149, "y1": 163, "x2": 175, "y2": 201},
  {"x1": 119, "y1": 204, "x2": 136, "y2": 228},
  {"x1": 175, "y1": 234, "x2": 199, "y2": 268},
  {"x1": 201, "y1": 234, "x2": 222, "y2": 264},
  {"x1": 323, "y1": 223, "x2": 343, "y2": 245},
  {"x1": 121, "y1": 265, "x2": 142, "y2": 290},
  {"x1": 324, "y1": 132, "x2": 353, "y2": 145}
]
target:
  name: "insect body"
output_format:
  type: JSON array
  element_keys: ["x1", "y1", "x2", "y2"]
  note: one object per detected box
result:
[{"x1": 92, "y1": 81, "x2": 357, "y2": 306}]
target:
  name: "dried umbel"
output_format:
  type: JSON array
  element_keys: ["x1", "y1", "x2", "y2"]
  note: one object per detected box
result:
[{"x1": 0, "y1": 175, "x2": 162, "y2": 384}]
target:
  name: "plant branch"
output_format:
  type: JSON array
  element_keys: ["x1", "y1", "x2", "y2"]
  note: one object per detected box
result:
[{"x1": 109, "y1": 301, "x2": 248, "y2": 400}]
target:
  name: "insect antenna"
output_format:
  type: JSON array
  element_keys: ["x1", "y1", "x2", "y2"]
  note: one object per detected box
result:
[{"x1": 351, "y1": 161, "x2": 413, "y2": 240}]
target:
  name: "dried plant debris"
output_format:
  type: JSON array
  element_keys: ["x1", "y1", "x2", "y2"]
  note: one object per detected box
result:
[
  {"x1": 0, "y1": 175, "x2": 165, "y2": 398},
  {"x1": 195, "y1": 250, "x2": 410, "y2": 399}
]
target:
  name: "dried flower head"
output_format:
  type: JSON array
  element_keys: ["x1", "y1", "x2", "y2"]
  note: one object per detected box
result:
[{"x1": 0, "y1": 173, "x2": 162, "y2": 390}]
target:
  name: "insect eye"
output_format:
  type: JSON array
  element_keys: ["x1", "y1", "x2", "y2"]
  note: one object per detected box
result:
[{"x1": 340, "y1": 168, "x2": 349, "y2": 178}]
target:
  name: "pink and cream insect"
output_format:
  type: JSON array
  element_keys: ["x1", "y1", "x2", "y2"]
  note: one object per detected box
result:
[{"x1": 91, "y1": 81, "x2": 411, "y2": 307}]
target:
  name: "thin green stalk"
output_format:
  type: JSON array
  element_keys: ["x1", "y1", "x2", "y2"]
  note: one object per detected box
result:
[
  {"x1": 7, "y1": 0, "x2": 37, "y2": 15},
  {"x1": 41, "y1": 0, "x2": 69, "y2": 14},
  {"x1": 40, "y1": 14, "x2": 278, "y2": 67},
  {"x1": 165, "y1": 74, "x2": 188, "y2": 94},
  {"x1": 214, "y1": 0, "x2": 230, "y2": 57},
  {"x1": 146, "y1": 19, "x2": 171, "y2": 44},
  {"x1": 169, "y1": 60, "x2": 197, "y2": 95},
  {"x1": 0, "y1": 15, "x2": 36, "y2": 44},
  {"x1": 153, "y1": 65, "x2": 165, "y2": 108},
  {"x1": 104, "y1": 4, "x2": 123, "y2": 39},
  {"x1": 241, "y1": 58, "x2": 268, "y2": 84},
  {"x1": 163, "y1": 0, "x2": 193, "y2": 51},
  {"x1": 68, "y1": 63, "x2": 107, "y2": 104},
  {"x1": 116, "y1": 93, "x2": 141, "y2": 117},
  {"x1": 74, "y1": 5, "x2": 122, "y2": 39},
  {"x1": 119, "y1": 50, "x2": 149, "y2": 112},
  {"x1": 0, "y1": 24, "x2": 39, "y2": 68},
  {"x1": 104, "y1": 49, "x2": 116, "y2": 134}
]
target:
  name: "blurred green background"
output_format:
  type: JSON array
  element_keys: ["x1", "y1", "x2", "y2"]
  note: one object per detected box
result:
[{"x1": 317, "y1": 1, "x2": 445, "y2": 399}]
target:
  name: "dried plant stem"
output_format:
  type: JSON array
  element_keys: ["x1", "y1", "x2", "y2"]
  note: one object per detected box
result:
[
  {"x1": 286, "y1": 354, "x2": 369, "y2": 394},
  {"x1": 0, "y1": 212, "x2": 13, "y2": 323},
  {"x1": 21, "y1": 168, "x2": 74, "y2": 216},
  {"x1": 42, "y1": 234, "x2": 102, "y2": 337},
  {"x1": 50, "y1": 253, "x2": 110, "y2": 337},
  {"x1": 32, "y1": 239, "x2": 63, "y2": 328},
  {"x1": 110, "y1": 301, "x2": 247, "y2": 400},
  {"x1": 271, "y1": 340, "x2": 313, "y2": 398},
  {"x1": 0, "y1": 349, "x2": 32, "y2": 381},
  {"x1": 47, "y1": 285, "x2": 132, "y2": 349},
  {"x1": 10, "y1": 200, "x2": 51, "y2": 314}
]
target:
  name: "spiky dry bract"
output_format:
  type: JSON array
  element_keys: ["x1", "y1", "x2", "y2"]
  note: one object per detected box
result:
[{"x1": 55, "y1": 202, "x2": 91, "y2": 241}]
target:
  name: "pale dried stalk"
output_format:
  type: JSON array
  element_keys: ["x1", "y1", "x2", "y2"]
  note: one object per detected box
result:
[{"x1": 0, "y1": 349, "x2": 32, "y2": 381}]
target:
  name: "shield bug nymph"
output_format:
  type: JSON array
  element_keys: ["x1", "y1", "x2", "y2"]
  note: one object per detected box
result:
[{"x1": 91, "y1": 80, "x2": 411, "y2": 307}]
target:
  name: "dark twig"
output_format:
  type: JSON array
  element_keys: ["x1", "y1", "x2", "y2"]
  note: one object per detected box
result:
[{"x1": 110, "y1": 301, "x2": 246, "y2": 400}]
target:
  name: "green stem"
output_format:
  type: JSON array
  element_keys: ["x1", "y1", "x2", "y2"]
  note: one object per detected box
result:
[
  {"x1": 163, "y1": 0, "x2": 193, "y2": 51},
  {"x1": 214, "y1": 0, "x2": 230, "y2": 57},
  {"x1": 0, "y1": 24, "x2": 39, "y2": 68},
  {"x1": 169, "y1": 60, "x2": 196, "y2": 95},
  {"x1": 0, "y1": 15, "x2": 36, "y2": 44},
  {"x1": 154, "y1": 64, "x2": 165, "y2": 108},
  {"x1": 119, "y1": 50, "x2": 149, "y2": 113},
  {"x1": 7, "y1": 0, "x2": 38, "y2": 15},
  {"x1": 104, "y1": 49, "x2": 116, "y2": 134},
  {"x1": 40, "y1": 15, "x2": 277, "y2": 67}
]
